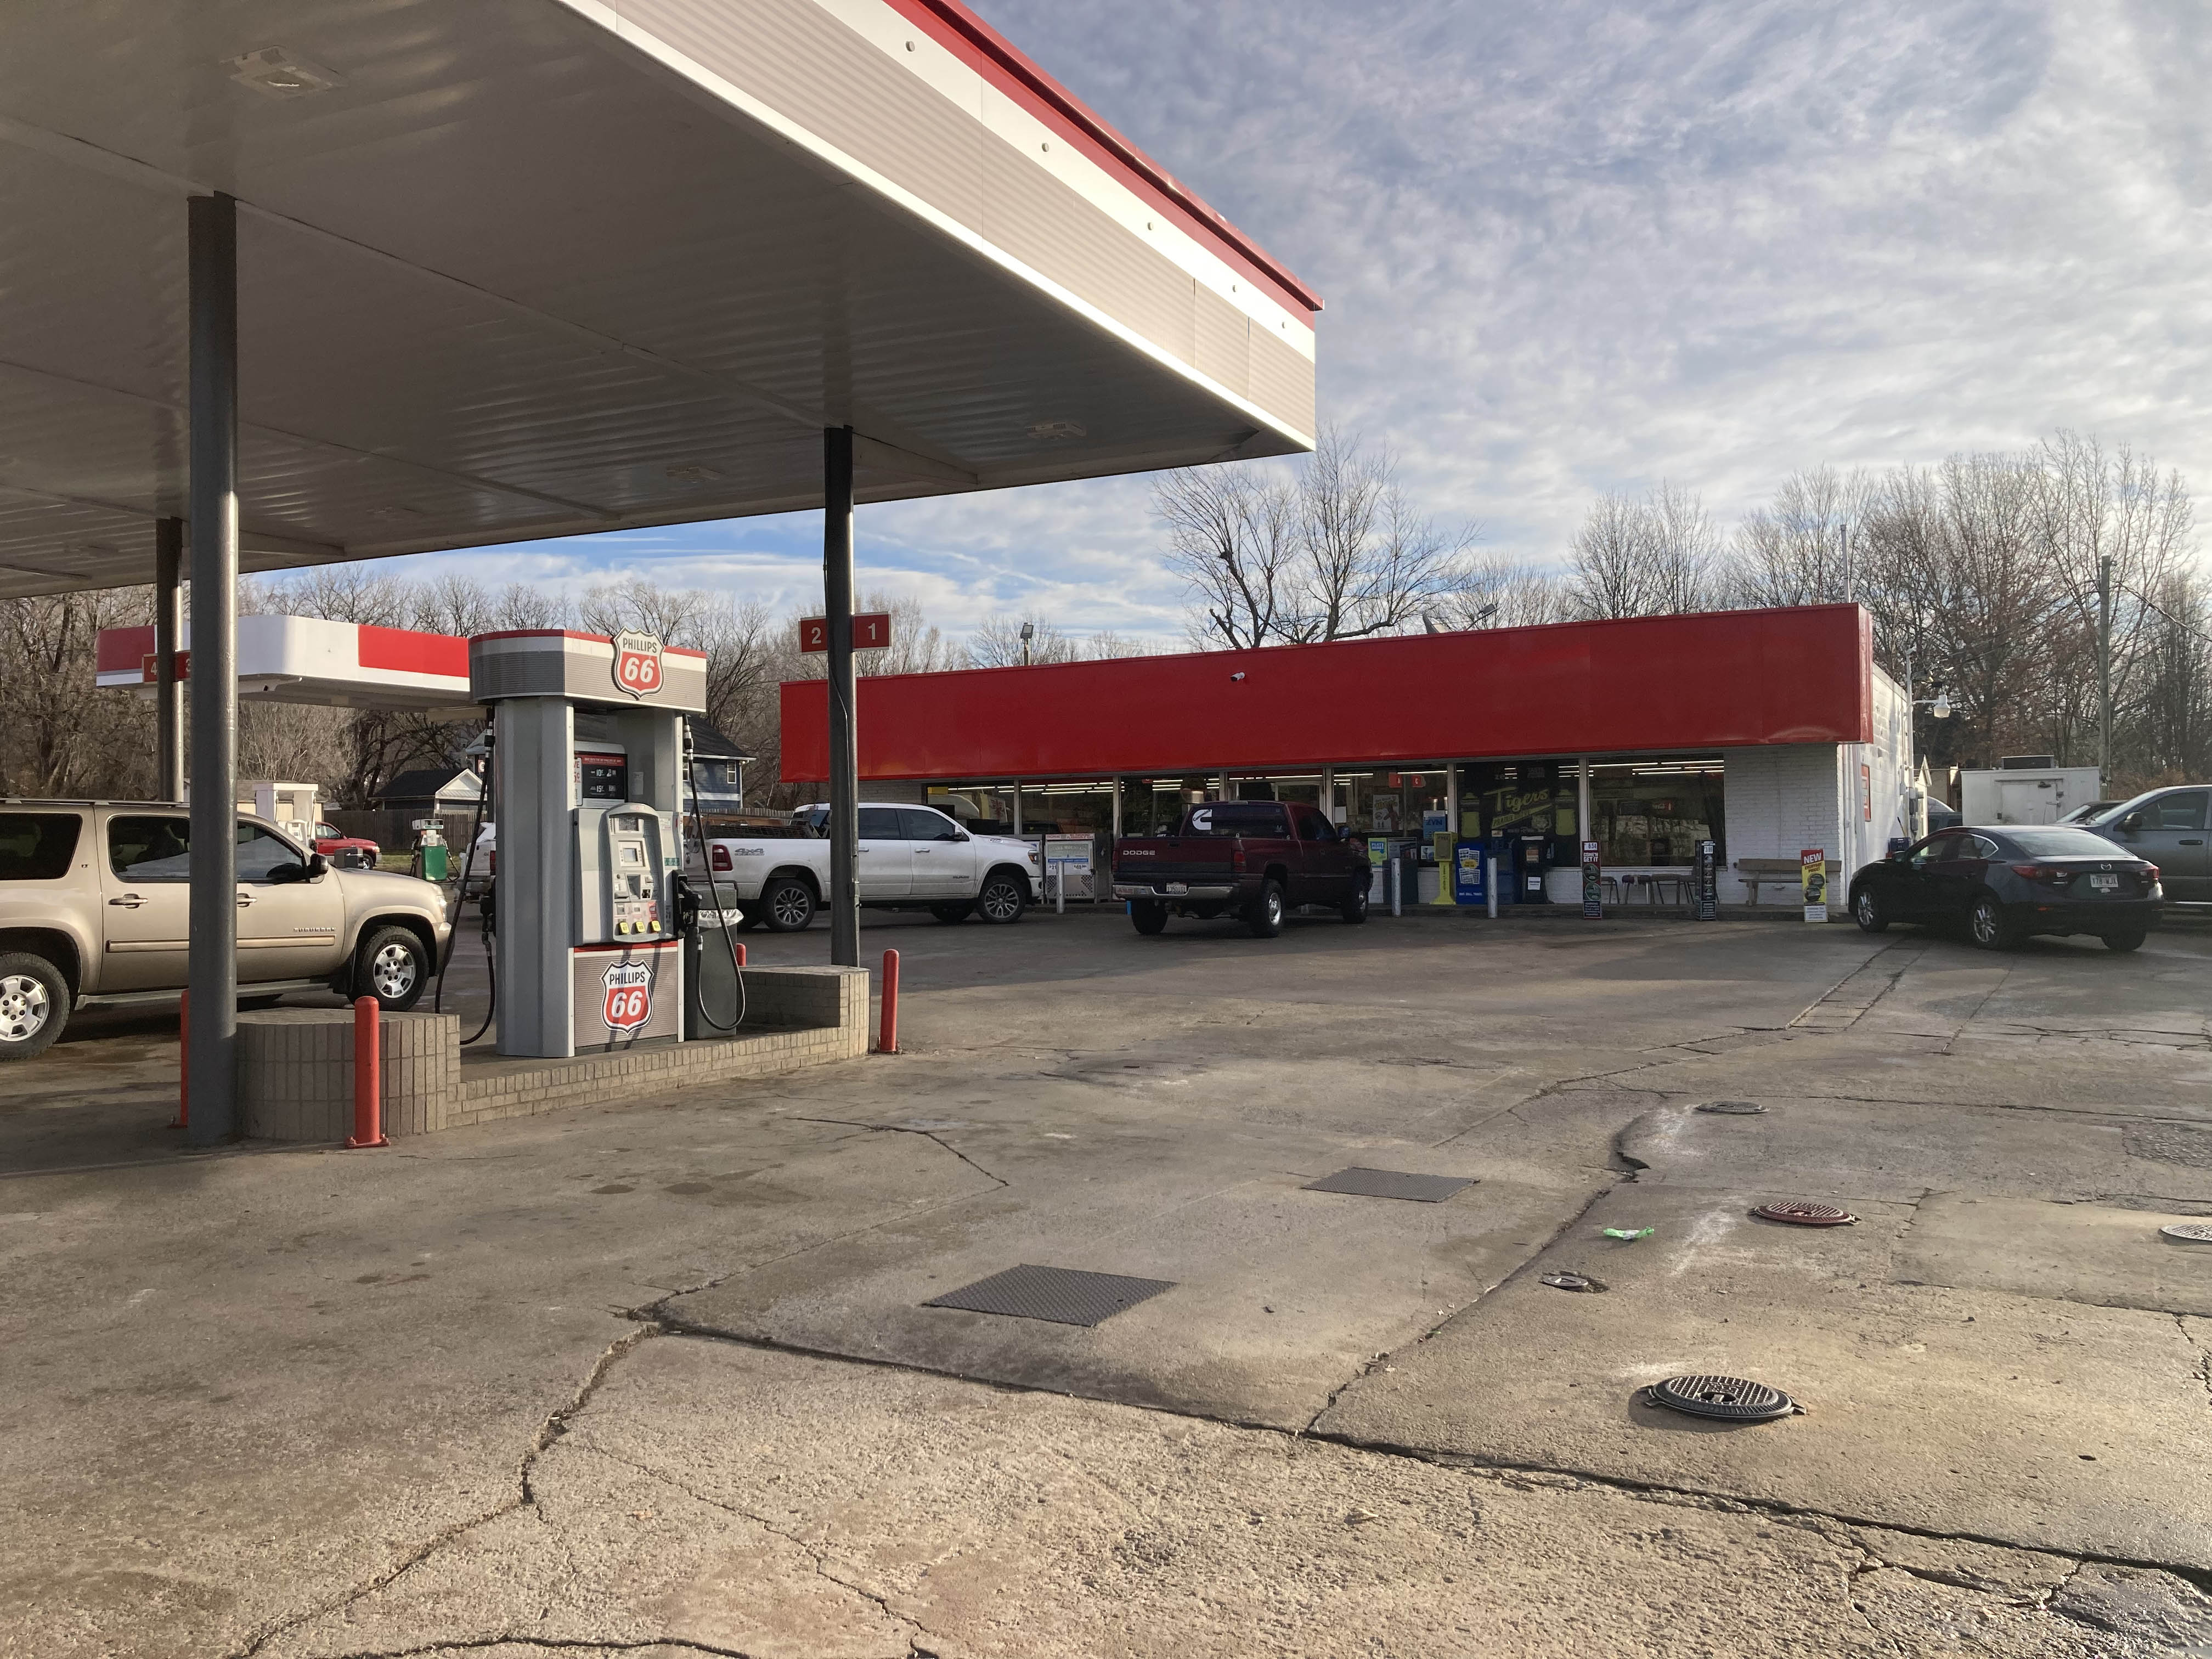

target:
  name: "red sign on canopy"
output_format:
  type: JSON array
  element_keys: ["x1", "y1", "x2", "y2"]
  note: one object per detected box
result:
[{"x1": 799, "y1": 613, "x2": 892, "y2": 653}]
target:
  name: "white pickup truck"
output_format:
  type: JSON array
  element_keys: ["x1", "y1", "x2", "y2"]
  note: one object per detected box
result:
[{"x1": 702, "y1": 803, "x2": 1043, "y2": 930}]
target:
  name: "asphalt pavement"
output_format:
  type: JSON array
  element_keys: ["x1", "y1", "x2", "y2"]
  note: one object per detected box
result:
[{"x1": 4, "y1": 902, "x2": 2210, "y2": 1657}]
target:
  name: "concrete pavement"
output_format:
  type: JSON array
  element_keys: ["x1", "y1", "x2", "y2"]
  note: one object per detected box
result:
[{"x1": 4, "y1": 905, "x2": 2210, "y2": 1656}]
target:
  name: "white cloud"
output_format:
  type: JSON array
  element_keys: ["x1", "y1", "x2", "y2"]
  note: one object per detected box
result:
[{"x1": 400, "y1": 0, "x2": 2211, "y2": 637}]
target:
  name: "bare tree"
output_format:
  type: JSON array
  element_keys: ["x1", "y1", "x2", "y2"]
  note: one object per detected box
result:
[
  {"x1": 1444, "y1": 554, "x2": 1570, "y2": 629},
  {"x1": 1082, "y1": 629, "x2": 1159, "y2": 659},
  {"x1": 1567, "y1": 482, "x2": 1717, "y2": 619},
  {"x1": 969, "y1": 611, "x2": 1076, "y2": 667},
  {"x1": 1158, "y1": 427, "x2": 1474, "y2": 647},
  {"x1": 1157, "y1": 464, "x2": 1301, "y2": 648},
  {"x1": 1728, "y1": 466, "x2": 1870, "y2": 608}
]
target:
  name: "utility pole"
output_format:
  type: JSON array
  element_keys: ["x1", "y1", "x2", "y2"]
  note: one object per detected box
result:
[
  {"x1": 2096, "y1": 554, "x2": 2113, "y2": 777},
  {"x1": 1840, "y1": 523, "x2": 1853, "y2": 605}
]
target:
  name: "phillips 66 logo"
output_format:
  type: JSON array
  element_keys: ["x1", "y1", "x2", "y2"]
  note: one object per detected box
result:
[
  {"x1": 612, "y1": 631, "x2": 664, "y2": 698},
  {"x1": 602, "y1": 962, "x2": 653, "y2": 1031}
]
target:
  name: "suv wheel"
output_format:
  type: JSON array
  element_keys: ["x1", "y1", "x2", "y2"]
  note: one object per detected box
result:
[
  {"x1": 763, "y1": 877, "x2": 816, "y2": 932},
  {"x1": 2103, "y1": 927, "x2": 2147, "y2": 952},
  {"x1": 977, "y1": 870, "x2": 1028, "y2": 924},
  {"x1": 1967, "y1": 894, "x2": 2017, "y2": 952},
  {"x1": 0, "y1": 952, "x2": 67, "y2": 1060},
  {"x1": 1246, "y1": 879, "x2": 1286, "y2": 939},
  {"x1": 355, "y1": 927, "x2": 430, "y2": 1012}
]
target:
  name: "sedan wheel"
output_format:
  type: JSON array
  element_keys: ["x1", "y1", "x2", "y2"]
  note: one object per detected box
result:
[
  {"x1": 1853, "y1": 888, "x2": 1888, "y2": 934},
  {"x1": 1968, "y1": 895, "x2": 2016, "y2": 951}
]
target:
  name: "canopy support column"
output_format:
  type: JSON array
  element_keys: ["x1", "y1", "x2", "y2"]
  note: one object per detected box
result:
[
  {"x1": 154, "y1": 516, "x2": 184, "y2": 803},
  {"x1": 185, "y1": 193, "x2": 239, "y2": 1145},
  {"x1": 823, "y1": 426, "x2": 859, "y2": 967}
]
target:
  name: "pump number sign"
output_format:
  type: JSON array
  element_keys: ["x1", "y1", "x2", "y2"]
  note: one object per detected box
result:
[
  {"x1": 612, "y1": 631, "x2": 664, "y2": 698},
  {"x1": 799, "y1": 613, "x2": 893, "y2": 652},
  {"x1": 602, "y1": 961, "x2": 653, "y2": 1031}
]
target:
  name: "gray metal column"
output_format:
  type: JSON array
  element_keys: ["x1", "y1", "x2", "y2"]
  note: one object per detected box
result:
[
  {"x1": 185, "y1": 194, "x2": 238, "y2": 1145},
  {"x1": 823, "y1": 426, "x2": 860, "y2": 966},
  {"x1": 154, "y1": 516, "x2": 184, "y2": 803},
  {"x1": 492, "y1": 697, "x2": 576, "y2": 1057}
]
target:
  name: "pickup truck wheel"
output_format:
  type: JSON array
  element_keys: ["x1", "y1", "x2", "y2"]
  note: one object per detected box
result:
[
  {"x1": 762, "y1": 877, "x2": 816, "y2": 932},
  {"x1": 0, "y1": 951, "x2": 67, "y2": 1060},
  {"x1": 1341, "y1": 883, "x2": 1369, "y2": 924},
  {"x1": 1130, "y1": 900, "x2": 1169, "y2": 935},
  {"x1": 1246, "y1": 879, "x2": 1286, "y2": 939},
  {"x1": 977, "y1": 870, "x2": 1028, "y2": 924},
  {"x1": 355, "y1": 927, "x2": 430, "y2": 1012},
  {"x1": 929, "y1": 901, "x2": 973, "y2": 924}
]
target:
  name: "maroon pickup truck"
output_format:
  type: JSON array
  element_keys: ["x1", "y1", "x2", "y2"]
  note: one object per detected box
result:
[{"x1": 1110, "y1": 801, "x2": 1371, "y2": 937}]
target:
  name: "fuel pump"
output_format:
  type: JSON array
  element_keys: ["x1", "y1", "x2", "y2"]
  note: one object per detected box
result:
[{"x1": 467, "y1": 629, "x2": 706, "y2": 1058}]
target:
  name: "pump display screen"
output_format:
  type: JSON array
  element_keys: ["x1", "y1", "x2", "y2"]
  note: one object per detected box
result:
[{"x1": 577, "y1": 752, "x2": 627, "y2": 801}]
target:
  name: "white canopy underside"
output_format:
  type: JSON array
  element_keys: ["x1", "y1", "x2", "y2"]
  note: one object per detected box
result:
[{"x1": 0, "y1": 0, "x2": 1317, "y2": 599}]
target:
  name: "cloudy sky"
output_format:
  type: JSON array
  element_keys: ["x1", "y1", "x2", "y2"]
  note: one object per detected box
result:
[{"x1": 371, "y1": 0, "x2": 2211, "y2": 646}]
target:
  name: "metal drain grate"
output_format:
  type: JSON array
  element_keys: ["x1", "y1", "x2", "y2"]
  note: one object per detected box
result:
[
  {"x1": 1540, "y1": 1271, "x2": 1605, "y2": 1293},
  {"x1": 1696, "y1": 1101, "x2": 1768, "y2": 1115},
  {"x1": 2161, "y1": 1222, "x2": 2212, "y2": 1244},
  {"x1": 1303, "y1": 1167, "x2": 1475, "y2": 1203},
  {"x1": 924, "y1": 1264, "x2": 1175, "y2": 1327},
  {"x1": 1752, "y1": 1200, "x2": 1858, "y2": 1227},
  {"x1": 1642, "y1": 1374, "x2": 1798, "y2": 1422}
]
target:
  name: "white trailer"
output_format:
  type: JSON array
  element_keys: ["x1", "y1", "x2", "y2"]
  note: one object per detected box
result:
[{"x1": 1960, "y1": 761, "x2": 2101, "y2": 827}]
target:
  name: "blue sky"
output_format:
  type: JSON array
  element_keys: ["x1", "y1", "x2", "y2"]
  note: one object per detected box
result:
[{"x1": 365, "y1": 0, "x2": 2211, "y2": 646}]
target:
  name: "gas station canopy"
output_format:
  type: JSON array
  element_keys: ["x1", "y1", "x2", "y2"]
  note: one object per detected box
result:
[{"x1": 0, "y1": 0, "x2": 1320, "y2": 598}]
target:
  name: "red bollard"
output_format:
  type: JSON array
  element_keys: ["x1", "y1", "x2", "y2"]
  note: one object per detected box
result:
[
  {"x1": 878, "y1": 947, "x2": 899, "y2": 1054},
  {"x1": 171, "y1": 989, "x2": 188, "y2": 1130},
  {"x1": 346, "y1": 995, "x2": 387, "y2": 1148},
  {"x1": 735, "y1": 942, "x2": 747, "y2": 968}
]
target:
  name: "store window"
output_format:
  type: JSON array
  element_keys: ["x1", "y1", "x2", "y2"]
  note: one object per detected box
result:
[
  {"x1": 1342, "y1": 765, "x2": 1450, "y2": 837},
  {"x1": 1587, "y1": 757, "x2": 1724, "y2": 868}
]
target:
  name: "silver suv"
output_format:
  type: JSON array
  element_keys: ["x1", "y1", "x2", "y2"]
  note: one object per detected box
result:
[{"x1": 0, "y1": 800, "x2": 452, "y2": 1060}]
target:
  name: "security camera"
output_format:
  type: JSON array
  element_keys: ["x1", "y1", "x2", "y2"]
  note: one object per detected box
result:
[{"x1": 1229, "y1": 671, "x2": 1246, "y2": 682}]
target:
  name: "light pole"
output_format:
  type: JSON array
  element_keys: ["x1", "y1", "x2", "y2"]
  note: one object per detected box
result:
[
  {"x1": 2096, "y1": 554, "x2": 2113, "y2": 777},
  {"x1": 1020, "y1": 619, "x2": 1035, "y2": 667}
]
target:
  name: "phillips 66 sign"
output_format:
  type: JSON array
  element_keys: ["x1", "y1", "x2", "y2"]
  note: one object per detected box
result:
[
  {"x1": 612, "y1": 631, "x2": 665, "y2": 698},
  {"x1": 601, "y1": 961, "x2": 653, "y2": 1031}
]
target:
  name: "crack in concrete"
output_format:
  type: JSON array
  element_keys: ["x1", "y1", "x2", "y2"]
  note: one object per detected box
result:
[
  {"x1": 582, "y1": 1443, "x2": 943, "y2": 1654},
  {"x1": 787, "y1": 1116, "x2": 1009, "y2": 1191},
  {"x1": 228, "y1": 1325, "x2": 664, "y2": 1659}
]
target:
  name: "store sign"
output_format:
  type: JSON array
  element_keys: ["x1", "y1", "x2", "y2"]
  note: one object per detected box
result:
[
  {"x1": 1581, "y1": 840, "x2": 1602, "y2": 918},
  {"x1": 139, "y1": 651, "x2": 190, "y2": 682},
  {"x1": 1801, "y1": 848, "x2": 1829, "y2": 923},
  {"x1": 612, "y1": 631, "x2": 664, "y2": 698}
]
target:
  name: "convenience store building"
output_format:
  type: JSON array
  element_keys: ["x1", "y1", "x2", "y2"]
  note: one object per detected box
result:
[{"x1": 780, "y1": 604, "x2": 1919, "y2": 904}]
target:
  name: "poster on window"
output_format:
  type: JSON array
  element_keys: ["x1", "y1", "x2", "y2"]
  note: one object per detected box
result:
[
  {"x1": 1370, "y1": 794, "x2": 1401, "y2": 834},
  {"x1": 1801, "y1": 848, "x2": 1828, "y2": 923}
]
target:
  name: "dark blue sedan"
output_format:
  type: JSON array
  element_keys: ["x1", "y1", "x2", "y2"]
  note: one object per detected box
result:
[{"x1": 1848, "y1": 826, "x2": 2164, "y2": 951}]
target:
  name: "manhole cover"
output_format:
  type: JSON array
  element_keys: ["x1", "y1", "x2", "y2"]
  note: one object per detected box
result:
[
  {"x1": 1696, "y1": 1101, "x2": 1768, "y2": 1115},
  {"x1": 1540, "y1": 1271, "x2": 1605, "y2": 1292},
  {"x1": 1752, "y1": 1201, "x2": 1858, "y2": 1227},
  {"x1": 1303, "y1": 1167, "x2": 1476, "y2": 1203},
  {"x1": 2161, "y1": 1222, "x2": 2212, "y2": 1244},
  {"x1": 1643, "y1": 1374, "x2": 1798, "y2": 1422},
  {"x1": 924, "y1": 1265, "x2": 1175, "y2": 1327}
]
